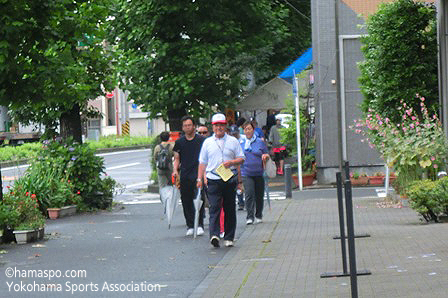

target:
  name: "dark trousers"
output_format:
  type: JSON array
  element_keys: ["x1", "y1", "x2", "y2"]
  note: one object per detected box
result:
[
  {"x1": 243, "y1": 176, "x2": 265, "y2": 220},
  {"x1": 206, "y1": 178, "x2": 237, "y2": 241},
  {"x1": 180, "y1": 178, "x2": 204, "y2": 229}
]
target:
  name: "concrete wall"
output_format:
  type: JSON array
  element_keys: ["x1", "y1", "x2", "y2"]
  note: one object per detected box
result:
[{"x1": 312, "y1": 0, "x2": 384, "y2": 183}]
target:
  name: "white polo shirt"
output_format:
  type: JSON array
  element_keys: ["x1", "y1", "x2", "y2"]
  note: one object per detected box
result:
[{"x1": 199, "y1": 133, "x2": 245, "y2": 180}]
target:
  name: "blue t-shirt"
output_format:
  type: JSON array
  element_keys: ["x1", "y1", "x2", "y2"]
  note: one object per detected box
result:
[{"x1": 240, "y1": 137, "x2": 268, "y2": 177}]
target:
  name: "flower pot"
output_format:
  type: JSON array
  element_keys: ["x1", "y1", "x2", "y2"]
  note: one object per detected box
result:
[
  {"x1": 368, "y1": 176, "x2": 384, "y2": 185},
  {"x1": 47, "y1": 208, "x2": 61, "y2": 219},
  {"x1": 350, "y1": 177, "x2": 369, "y2": 186},
  {"x1": 292, "y1": 174, "x2": 315, "y2": 187},
  {"x1": 13, "y1": 229, "x2": 38, "y2": 244}
]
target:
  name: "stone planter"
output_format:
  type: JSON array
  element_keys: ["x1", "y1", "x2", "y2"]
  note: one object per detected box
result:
[
  {"x1": 37, "y1": 227, "x2": 45, "y2": 240},
  {"x1": 350, "y1": 177, "x2": 369, "y2": 186},
  {"x1": 59, "y1": 205, "x2": 77, "y2": 217},
  {"x1": 13, "y1": 229, "x2": 38, "y2": 244},
  {"x1": 48, "y1": 205, "x2": 77, "y2": 219},
  {"x1": 368, "y1": 176, "x2": 384, "y2": 185}
]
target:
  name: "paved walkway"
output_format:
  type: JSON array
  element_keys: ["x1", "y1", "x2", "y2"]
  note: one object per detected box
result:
[{"x1": 191, "y1": 191, "x2": 448, "y2": 297}]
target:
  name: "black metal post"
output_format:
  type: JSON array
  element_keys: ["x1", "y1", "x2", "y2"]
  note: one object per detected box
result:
[
  {"x1": 344, "y1": 160, "x2": 350, "y2": 180},
  {"x1": 344, "y1": 179, "x2": 358, "y2": 298},
  {"x1": 336, "y1": 172, "x2": 348, "y2": 274},
  {"x1": 285, "y1": 164, "x2": 292, "y2": 199}
]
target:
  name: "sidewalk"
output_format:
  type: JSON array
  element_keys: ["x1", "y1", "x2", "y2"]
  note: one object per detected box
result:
[{"x1": 191, "y1": 191, "x2": 448, "y2": 297}]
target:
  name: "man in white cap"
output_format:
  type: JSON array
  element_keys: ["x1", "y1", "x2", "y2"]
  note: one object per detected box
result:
[{"x1": 197, "y1": 113, "x2": 245, "y2": 248}]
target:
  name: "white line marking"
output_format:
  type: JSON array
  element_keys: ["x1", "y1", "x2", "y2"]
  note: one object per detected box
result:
[
  {"x1": 125, "y1": 181, "x2": 150, "y2": 189},
  {"x1": 106, "y1": 162, "x2": 141, "y2": 170},
  {"x1": 120, "y1": 200, "x2": 161, "y2": 205},
  {"x1": 97, "y1": 149, "x2": 150, "y2": 157},
  {"x1": 2, "y1": 165, "x2": 29, "y2": 171}
]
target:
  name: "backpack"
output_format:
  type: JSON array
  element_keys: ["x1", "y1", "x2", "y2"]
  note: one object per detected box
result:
[{"x1": 156, "y1": 144, "x2": 171, "y2": 170}]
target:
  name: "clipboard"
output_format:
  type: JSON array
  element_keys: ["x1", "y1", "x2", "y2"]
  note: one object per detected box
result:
[{"x1": 216, "y1": 163, "x2": 234, "y2": 182}]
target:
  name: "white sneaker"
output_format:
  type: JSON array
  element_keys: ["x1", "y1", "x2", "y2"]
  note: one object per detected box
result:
[
  {"x1": 224, "y1": 240, "x2": 234, "y2": 247},
  {"x1": 255, "y1": 218, "x2": 263, "y2": 224},
  {"x1": 197, "y1": 227, "x2": 204, "y2": 236},
  {"x1": 186, "y1": 228, "x2": 194, "y2": 236},
  {"x1": 246, "y1": 219, "x2": 253, "y2": 225}
]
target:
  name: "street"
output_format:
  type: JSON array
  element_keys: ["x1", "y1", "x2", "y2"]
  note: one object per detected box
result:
[{"x1": 0, "y1": 148, "x2": 382, "y2": 297}]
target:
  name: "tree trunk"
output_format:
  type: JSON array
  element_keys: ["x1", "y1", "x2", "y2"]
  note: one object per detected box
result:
[
  {"x1": 60, "y1": 103, "x2": 83, "y2": 143},
  {"x1": 167, "y1": 108, "x2": 187, "y2": 132}
]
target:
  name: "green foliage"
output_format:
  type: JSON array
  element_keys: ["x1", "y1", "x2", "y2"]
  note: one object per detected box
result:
[
  {"x1": 0, "y1": 136, "x2": 154, "y2": 162},
  {"x1": 0, "y1": 0, "x2": 115, "y2": 138},
  {"x1": 0, "y1": 202, "x2": 19, "y2": 230},
  {"x1": 279, "y1": 97, "x2": 315, "y2": 172},
  {"x1": 0, "y1": 143, "x2": 42, "y2": 162},
  {"x1": 406, "y1": 178, "x2": 448, "y2": 222},
  {"x1": 85, "y1": 135, "x2": 155, "y2": 150},
  {"x1": 2, "y1": 192, "x2": 45, "y2": 230},
  {"x1": 353, "y1": 97, "x2": 447, "y2": 191},
  {"x1": 358, "y1": 0, "x2": 438, "y2": 123},
  {"x1": 108, "y1": 0, "x2": 310, "y2": 127}
]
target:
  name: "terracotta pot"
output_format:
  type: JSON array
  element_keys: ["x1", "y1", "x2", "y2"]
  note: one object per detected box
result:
[
  {"x1": 368, "y1": 176, "x2": 384, "y2": 185},
  {"x1": 292, "y1": 174, "x2": 314, "y2": 187},
  {"x1": 47, "y1": 208, "x2": 61, "y2": 220},
  {"x1": 350, "y1": 177, "x2": 369, "y2": 185}
]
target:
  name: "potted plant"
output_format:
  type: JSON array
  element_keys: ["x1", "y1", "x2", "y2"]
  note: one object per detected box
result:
[
  {"x1": 369, "y1": 172, "x2": 384, "y2": 185},
  {"x1": 350, "y1": 172, "x2": 369, "y2": 186},
  {"x1": 2, "y1": 192, "x2": 46, "y2": 244},
  {"x1": 292, "y1": 155, "x2": 316, "y2": 187}
]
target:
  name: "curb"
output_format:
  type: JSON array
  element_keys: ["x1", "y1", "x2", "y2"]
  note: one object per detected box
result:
[{"x1": 0, "y1": 145, "x2": 151, "y2": 169}]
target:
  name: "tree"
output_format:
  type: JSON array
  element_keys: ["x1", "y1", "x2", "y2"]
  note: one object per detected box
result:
[
  {"x1": 0, "y1": 0, "x2": 114, "y2": 142},
  {"x1": 109, "y1": 0, "x2": 310, "y2": 130},
  {"x1": 358, "y1": 0, "x2": 438, "y2": 123}
]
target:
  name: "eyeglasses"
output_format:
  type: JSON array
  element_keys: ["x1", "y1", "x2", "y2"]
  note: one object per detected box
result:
[{"x1": 198, "y1": 131, "x2": 208, "y2": 135}]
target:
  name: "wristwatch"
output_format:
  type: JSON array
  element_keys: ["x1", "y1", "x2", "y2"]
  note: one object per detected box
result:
[{"x1": 196, "y1": 178, "x2": 202, "y2": 182}]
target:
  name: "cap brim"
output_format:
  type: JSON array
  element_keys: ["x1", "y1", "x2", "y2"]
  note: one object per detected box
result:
[{"x1": 212, "y1": 120, "x2": 227, "y2": 124}]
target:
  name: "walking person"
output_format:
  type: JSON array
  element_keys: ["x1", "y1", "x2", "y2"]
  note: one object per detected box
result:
[
  {"x1": 229, "y1": 125, "x2": 245, "y2": 211},
  {"x1": 240, "y1": 121, "x2": 270, "y2": 225},
  {"x1": 269, "y1": 116, "x2": 286, "y2": 175},
  {"x1": 197, "y1": 113, "x2": 245, "y2": 248},
  {"x1": 153, "y1": 131, "x2": 174, "y2": 200},
  {"x1": 173, "y1": 116, "x2": 205, "y2": 236}
]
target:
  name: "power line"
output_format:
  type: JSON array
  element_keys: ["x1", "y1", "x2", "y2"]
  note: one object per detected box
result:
[{"x1": 283, "y1": 0, "x2": 311, "y2": 22}]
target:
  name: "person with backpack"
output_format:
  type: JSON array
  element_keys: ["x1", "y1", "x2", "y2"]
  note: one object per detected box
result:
[
  {"x1": 173, "y1": 116, "x2": 205, "y2": 236},
  {"x1": 153, "y1": 131, "x2": 174, "y2": 192}
]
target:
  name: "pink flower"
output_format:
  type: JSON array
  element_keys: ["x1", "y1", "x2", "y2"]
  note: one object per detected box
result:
[
  {"x1": 434, "y1": 164, "x2": 438, "y2": 169},
  {"x1": 410, "y1": 124, "x2": 414, "y2": 129},
  {"x1": 411, "y1": 116, "x2": 416, "y2": 121},
  {"x1": 385, "y1": 118, "x2": 390, "y2": 123},
  {"x1": 431, "y1": 156, "x2": 436, "y2": 161},
  {"x1": 421, "y1": 97, "x2": 425, "y2": 101},
  {"x1": 415, "y1": 122, "x2": 419, "y2": 125},
  {"x1": 403, "y1": 127, "x2": 407, "y2": 132}
]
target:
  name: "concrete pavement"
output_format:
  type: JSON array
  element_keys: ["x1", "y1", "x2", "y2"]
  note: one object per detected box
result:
[{"x1": 191, "y1": 190, "x2": 448, "y2": 297}]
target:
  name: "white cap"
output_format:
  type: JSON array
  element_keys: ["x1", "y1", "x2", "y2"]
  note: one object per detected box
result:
[
  {"x1": 275, "y1": 115, "x2": 282, "y2": 121},
  {"x1": 211, "y1": 113, "x2": 226, "y2": 124}
]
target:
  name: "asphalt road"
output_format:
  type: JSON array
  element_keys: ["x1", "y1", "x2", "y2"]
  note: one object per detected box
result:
[{"x1": 0, "y1": 148, "x2": 381, "y2": 297}]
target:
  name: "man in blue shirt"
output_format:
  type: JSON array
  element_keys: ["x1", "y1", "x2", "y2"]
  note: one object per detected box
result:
[{"x1": 197, "y1": 113, "x2": 245, "y2": 248}]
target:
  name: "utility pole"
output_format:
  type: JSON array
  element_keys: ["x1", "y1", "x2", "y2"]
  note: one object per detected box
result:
[{"x1": 335, "y1": 0, "x2": 344, "y2": 172}]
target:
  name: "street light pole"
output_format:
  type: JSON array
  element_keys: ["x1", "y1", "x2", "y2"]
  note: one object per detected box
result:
[{"x1": 335, "y1": 0, "x2": 344, "y2": 172}]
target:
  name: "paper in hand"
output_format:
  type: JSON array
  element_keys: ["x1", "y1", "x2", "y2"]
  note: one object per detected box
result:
[{"x1": 216, "y1": 163, "x2": 234, "y2": 182}]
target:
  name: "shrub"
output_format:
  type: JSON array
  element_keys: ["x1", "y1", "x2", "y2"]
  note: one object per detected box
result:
[
  {"x1": 406, "y1": 179, "x2": 448, "y2": 222},
  {"x1": 2, "y1": 192, "x2": 45, "y2": 230}
]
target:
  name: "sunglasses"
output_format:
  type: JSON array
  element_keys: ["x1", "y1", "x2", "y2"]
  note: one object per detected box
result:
[{"x1": 198, "y1": 131, "x2": 208, "y2": 135}]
